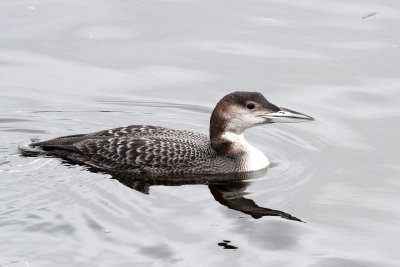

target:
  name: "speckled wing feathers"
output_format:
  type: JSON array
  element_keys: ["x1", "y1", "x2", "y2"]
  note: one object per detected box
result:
[
  {"x1": 72, "y1": 136, "x2": 217, "y2": 174},
  {"x1": 32, "y1": 125, "x2": 233, "y2": 176}
]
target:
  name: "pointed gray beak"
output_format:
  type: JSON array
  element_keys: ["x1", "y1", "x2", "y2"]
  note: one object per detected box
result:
[{"x1": 265, "y1": 107, "x2": 314, "y2": 123}]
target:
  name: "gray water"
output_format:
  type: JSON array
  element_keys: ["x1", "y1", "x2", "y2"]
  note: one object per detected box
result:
[{"x1": 1, "y1": 0, "x2": 400, "y2": 266}]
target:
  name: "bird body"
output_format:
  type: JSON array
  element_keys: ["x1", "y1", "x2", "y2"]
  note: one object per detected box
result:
[{"x1": 30, "y1": 92, "x2": 313, "y2": 176}]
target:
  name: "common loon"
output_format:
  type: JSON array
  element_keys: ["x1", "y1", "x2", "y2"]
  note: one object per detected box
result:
[{"x1": 30, "y1": 91, "x2": 313, "y2": 176}]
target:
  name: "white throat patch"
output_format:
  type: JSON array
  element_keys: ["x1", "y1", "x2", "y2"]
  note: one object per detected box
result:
[{"x1": 221, "y1": 132, "x2": 270, "y2": 171}]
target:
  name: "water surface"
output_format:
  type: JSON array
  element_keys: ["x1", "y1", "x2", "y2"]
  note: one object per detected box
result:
[{"x1": 1, "y1": 0, "x2": 400, "y2": 266}]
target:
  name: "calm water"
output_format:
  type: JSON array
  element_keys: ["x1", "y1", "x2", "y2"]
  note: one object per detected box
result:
[{"x1": 1, "y1": 0, "x2": 400, "y2": 266}]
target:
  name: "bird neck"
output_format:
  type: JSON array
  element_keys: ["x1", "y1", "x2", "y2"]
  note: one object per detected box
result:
[{"x1": 210, "y1": 110, "x2": 245, "y2": 157}]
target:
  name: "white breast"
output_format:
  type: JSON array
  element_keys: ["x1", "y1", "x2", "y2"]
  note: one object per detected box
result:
[
  {"x1": 221, "y1": 132, "x2": 270, "y2": 171},
  {"x1": 245, "y1": 142, "x2": 270, "y2": 171}
]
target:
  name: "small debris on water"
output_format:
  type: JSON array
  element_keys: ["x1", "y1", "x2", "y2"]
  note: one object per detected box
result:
[{"x1": 362, "y1": 12, "x2": 377, "y2": 19}]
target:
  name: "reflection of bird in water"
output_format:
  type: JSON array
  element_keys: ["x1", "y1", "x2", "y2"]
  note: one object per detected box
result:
[
  {"x1": 21, "y1": 144, "x2": 303, "y2": 222},
  {"x1": 209, "y1": 181, "x2": 303, "y2": 222},
  {"x1": 111, "y1": 170, "x2": 304, "y2": 222}
]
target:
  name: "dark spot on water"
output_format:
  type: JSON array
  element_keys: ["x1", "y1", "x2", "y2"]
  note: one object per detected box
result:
[{"x1": 217, "y1": 240, "x2": 238, "y2": 250}]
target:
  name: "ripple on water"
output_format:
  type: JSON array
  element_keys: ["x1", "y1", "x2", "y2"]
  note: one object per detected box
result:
[
  {"x1": 0, "y1": 118, "x2": 32, "y2": 123},
  {"x1": 1, "y1": 128, "x2": 47, "y2": 134},
  {"x1": 188, "y1": 40, "x2": 326, "y2": 59},
  {"x1": 75, "y1": 25, "x2": 138, "y2": 40}
]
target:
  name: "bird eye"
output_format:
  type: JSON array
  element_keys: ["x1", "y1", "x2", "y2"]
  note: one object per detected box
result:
[{"x1": 246, "y1": 103, "x2": 255, "y2": 110}]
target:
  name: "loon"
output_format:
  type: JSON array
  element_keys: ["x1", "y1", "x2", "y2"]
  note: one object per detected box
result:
[{"x1": 30, "y1": 92, "x2": 313, "y2": 176}]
